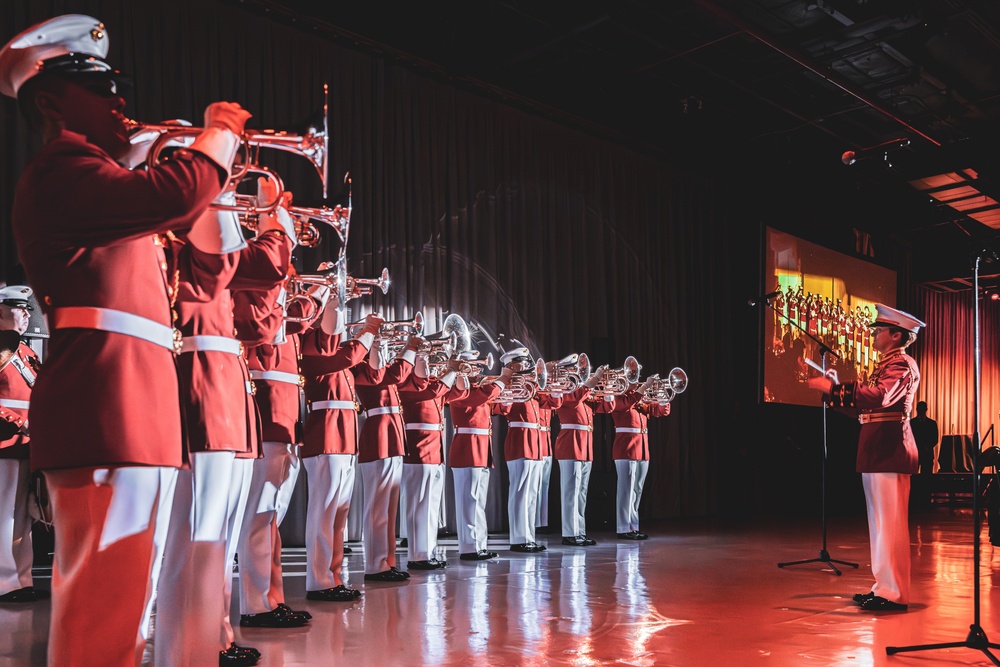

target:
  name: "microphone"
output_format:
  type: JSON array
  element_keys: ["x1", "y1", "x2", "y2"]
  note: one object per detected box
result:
[
  {"x1": 747, "y1": 291, "x2": 781, "y2": 307},
  {"x1": 841, "y1": 138, "x2": 910, "y2": 166}
]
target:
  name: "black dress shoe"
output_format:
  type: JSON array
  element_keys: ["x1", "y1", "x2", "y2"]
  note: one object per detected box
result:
[
  {"x1": 859, "y1": 595, "x2": 908, "y2": 611},
  {"x1": 364, "y1": 568, "x2": 409, "y2": 582},
  {"x1": 391, "y1": 565, "x2": 411, "y2": 579},
  {"x1": 852, "y1": 591, "x2": 875, "y2": 605},
  {"x1": 562, "y1": 535, "x2": 597, "y2": 546},
  {"x1": 220, "y1": 643, "x2": 260, "y2": 666},
  {"x1": 579, "y1": 535, "x2": 597, "y2": 545},
  {"x1": 240, "y1": 609, "x2": 309, "y2": 628},
  {"x1": 343, "y1": 546, "x2": 353, "y2": 554},
  {"x1": 510, "y1": 543, "x2": 545, "y2": 553},
  {"x1": 398, "y1": 538, "x2": 408, "y2": 548},
  {"x1": 460, "y1": 550, "x2": 499, "y2": 561},
  {"x1": 407, "y1": 558, "x2": 446, "y2": 570},
  {"x1": 0, "y1": 587, "x2": 37, "y2": 602},
  {"x1": 634, "y1": 532, "x2": 649, "y2": 540},
  {"x1": 306, "y1": 585, "x2": 362, "y2": 602},
  {"x1": 276, "y1": 602, "x2": 311, "y2": 621},
  {"x1": 617, "y1": 531, "x2": 641, "y2": 540}
]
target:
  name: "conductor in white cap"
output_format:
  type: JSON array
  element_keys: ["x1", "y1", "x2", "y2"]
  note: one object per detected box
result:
[
  {"x1": 807, "y1": 303, "x2": 924, "y2": 612},
  {"x1": 1, "y1": 13, "x2": 251, "y2": 665}
]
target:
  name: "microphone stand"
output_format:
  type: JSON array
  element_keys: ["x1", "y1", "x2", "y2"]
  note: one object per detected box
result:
[
  {"x1": 752, "y1": 294, "x2": 859, "y2": 575},
  {"x1": 886, "y1": 253, "x2": 1000, "y2": 663}
]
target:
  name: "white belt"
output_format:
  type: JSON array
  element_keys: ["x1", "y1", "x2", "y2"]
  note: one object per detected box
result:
[
  {"x1": 365, "y1": 406, "x2": 402, "y2": 417},
  {"x1": 0, "y1": 399, "x2": 29, "y2": 410},
  {"x1": 859, "y1": 413, "x2": 909, "y2": 424},
  {"x1": 456, "y1": 427, "x2": 490, "y2": 436},
  {"x1": 617, "y1": 427, "x2": 647, "y2": 434},
  {"x1": 561, "y1": 423, "x2": 592, "y2": 432},
  {"x1": 539, "y1": 426, "x2": 551, "y2": 432},
  {"x1": 180, "y1": 335, "x2": 243, "y2": 356},
  {"x1": 51, "y1": 306, "x2": 177, "y2": 353},
  {"x1": 406, "y1": 423, "x2": 444, "y2": 431},
  {"x1": 309, "y1": 400, "x2": 357, "y2": 412},
  {"x1": 509, "y1": 421, "x2": 539, "y2": 429},
  {"x1": 249, "y1": 370, "x2": 303, "y2": 386}
]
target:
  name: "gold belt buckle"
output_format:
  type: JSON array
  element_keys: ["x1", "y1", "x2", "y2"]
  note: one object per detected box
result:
[{"x1": 172, "y1": 329, "x2": 183, "y2": 356}]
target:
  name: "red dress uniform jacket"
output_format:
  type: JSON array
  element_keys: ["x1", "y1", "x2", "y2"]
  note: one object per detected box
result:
[
  {"x1": 234, "y1": 280, "x2": 311, "y2": 445},
  {"x1": 450, "y1": 380, "x2": 503, "y2": 468},
  {"x1": 171, "y1": 232, "x2": 291, "y2": 455},
  {"x1": 553, "y1": 387, "x2": 598, "y2": 462},
  {"x1": 536, "y1": 392, "x2": 563, "y2": 457},
  {"x1": 826, "y1": 348, "x2": 920, "y2": 474},
  {"x1": 13, "y1": 131, "x2": 225, "y2": 470},
  {"x1": 354, "y1": 357, "x2": 414, "y2": 463},
  {"x1": 299, "y1": 330, "x2": 370, "y2": 458},
  {"x1": 494, "y1": 398, "x2": 543, "y2": 461},
  {"x1": 399, "y1": 376, "x2": 468, "y2": 465},
  {"x1": 610, "y1": 391, "x2": 670, "y2": 461},
  {"x1": 0, "y1": 342, "x2": 37, "y2": 460}
]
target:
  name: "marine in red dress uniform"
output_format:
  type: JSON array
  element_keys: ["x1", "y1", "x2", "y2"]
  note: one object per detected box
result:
[
  {"x1": 492, "y1": 347, "x2": 547, "y2": 553},
  {"x1": 610, "y1": 383, "x2": 671, "y2": 539},
  {"x1": 398, "y1": 357, "x2": 462, "y2": 570},
  {"x1": 155, "y1": 198, "x2": 292, "y2": 666},
  {"x1": 354, "y1": 335, "x2": 421, "y2": 581},
  {"x1": 808, "y1": 303, "x2": 923, "y2": 612},
  {"x1": 552, "y1": 370, "x2": 607, "y2": 546},
  {"x1": 449, "y1": 362, "x2": 512, "y2": 559},
  {"x1": 299, "y1": 304, "x2": 379, "y2": 601},
  {"x1": 2, "y1": 15, "x2": 249, "y2": 665},
  {"x1": 0, "y1": 287, "x2": 41, "y2": 603},
  {"x1": 234, "y1": 275, "x2": 314, "y2": 628},
  {"x1": 534, "y1": 389, "x2": 563, "y2": 532}
]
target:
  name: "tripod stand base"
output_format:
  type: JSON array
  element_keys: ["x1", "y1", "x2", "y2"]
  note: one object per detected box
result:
[
  {"x1": 887, "y1": 624, "x2": 1000, "y2": 665},
  {"x1": 777, "y1": 550, "x2": 859, "y2": 576}
]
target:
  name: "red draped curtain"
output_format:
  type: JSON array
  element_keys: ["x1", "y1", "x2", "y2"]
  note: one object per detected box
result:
[{"x1": 915, "y1": 288, "x2": 1000, "y2": 446}]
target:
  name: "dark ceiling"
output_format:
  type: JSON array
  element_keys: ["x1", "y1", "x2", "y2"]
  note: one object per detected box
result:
[{"x1": 225, "y1": 0, "x2": 1000, "y2": 288}]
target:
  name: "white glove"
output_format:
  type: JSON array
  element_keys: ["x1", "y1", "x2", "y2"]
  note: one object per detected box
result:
[
  {"x1": 189, "y1": 102, "x2": 250, "y2": 173},
  {"x1": 414, "y1": 355, "x2": 430, "y2": 379},
  {"x1": 255, "y1": 179, "x2": 297, "y2": 248},
  {"x1": 319, "y1": 292, "x2": 343, "y2": 336}
]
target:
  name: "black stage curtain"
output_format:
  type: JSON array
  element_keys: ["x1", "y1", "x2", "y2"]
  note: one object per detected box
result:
[{"x1": 0, "y1": 0, "x2": 746, "y2": 531}]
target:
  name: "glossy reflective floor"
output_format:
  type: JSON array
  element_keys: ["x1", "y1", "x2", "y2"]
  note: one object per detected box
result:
[{"x1": 5, "y1": 507, "x2": 1000, "y2": 666}]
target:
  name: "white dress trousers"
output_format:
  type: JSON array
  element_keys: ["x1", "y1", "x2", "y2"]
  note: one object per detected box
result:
[
  {"x1": 615, "y1": 459, "x2": 649, "y2": 534},
  {"x1": 559, "y1": 459, "x2": 592, "y2": 538},
  {"x1": 359, "y1": 456, "x2": 402, "y2": 573},
  {"x1": 222, "y1": 458, "x2": 254, "y2": 646},
  {"x1": 0, "y1": 459, "x2": 34, "y2": 596},
  {"x1": 506, "y1": 458, "x2": 542, "y2": 545},
  {"x1": 401, "y1": 463, "x2": 445, "y2": 562},
  {"x1": 452, "y1": 466, "x2": 490, "y2": 554},
  {"x1": 304, "y1": 453, "x2": 356, "y2": 590},
  {"x1": 238, "y1": 441, "x2": 301, "y2": 615},
  {"x1": 155, "y1": 451, "x2": 238, "y2": 666},
  {"x1": 862, "y1": 472, "x2": 911, "y2": 604},
  {"x1": 536, "y1": 455, "x2": 553, "y2": 528},
  {"x1": 139, "y1": 468, "x2": 179, "y2": 642},
  {"x1": 44, "y1": 466, "x2": 171, "y2": 667},
  {"x1": 398, "y1": 486, "x2": 408, "y2": 540}
]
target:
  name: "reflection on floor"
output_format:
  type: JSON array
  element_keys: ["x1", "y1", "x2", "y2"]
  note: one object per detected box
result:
[{"x1": 5, "y1": 507, "x2": 1000, "y2": 666}]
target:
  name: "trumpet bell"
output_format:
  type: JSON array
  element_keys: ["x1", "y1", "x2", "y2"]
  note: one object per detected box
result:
[
  {"x1": 623, "y1": 355, "x2": 641, "y2": 384},
  {"x1": 666, "y1": 367, "x2": 688, "y2": 395}
]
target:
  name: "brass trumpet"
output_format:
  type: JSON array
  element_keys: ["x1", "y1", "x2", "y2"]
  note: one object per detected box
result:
[
  {"x1": 591, "y1": 355, "x2": 641, "y2": 397},
  {"x1": 348, "y1": 311, "x2": 424, "y2": 341},
  {"x1": 457, "y1": 352, "x2": 494, "y2": 378},
  {"x1": 641, "y1": 367, "x2": 689, "y2": 405},
  {"x1": 290, "y1": 268, "x2": 390, "y2": 301},
  {"x1": 544, "y1": 353, "x2": 591, "y2": 393}
]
